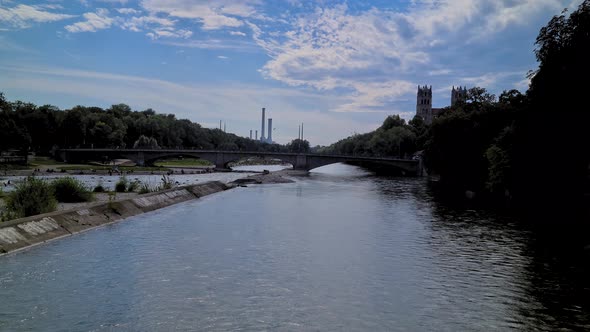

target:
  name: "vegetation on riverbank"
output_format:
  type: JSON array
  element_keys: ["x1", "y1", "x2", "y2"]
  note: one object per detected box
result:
[
  {"x1": 0, "y1": 174, "x2": 179, "y2": 221},
  {"x1": 52, "y1": 177, "x2": 93, "y2": 203},
  {"x1": 2, "y1": 177, "x2": 57, "y2": 220}
]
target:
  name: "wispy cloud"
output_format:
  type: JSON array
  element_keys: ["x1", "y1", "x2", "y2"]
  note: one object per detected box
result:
[
  {"x1": 156, "y1": 38, "x2": 259, "y2": 51},
  {"x1": 140, "y1": 0, "x2": 261, "y2": 30},
  {"x1": 0, "y1": 4, "x2": 75, "y2": 29},
  {"x1": 116, "y1": 8, "x2": 140, "y2": 15},
  {"x1": 146, "y1": 27, "x2": 192, "y2": 39},
  {"x1": 65, "y1": 8, "x2": 113, "y2": 33}
]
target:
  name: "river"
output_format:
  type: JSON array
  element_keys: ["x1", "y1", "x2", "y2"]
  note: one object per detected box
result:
[{"x1": 0, "y1": 164, "x2": 589, "y2": 330}]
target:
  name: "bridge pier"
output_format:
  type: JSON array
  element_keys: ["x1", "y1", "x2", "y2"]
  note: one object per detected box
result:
[
  {"x1": 135, "y1": 152, "x2": 145, "y2": 166},
  {"x1": 293, "y1": 154, "x2": 308, "y2": 170}
]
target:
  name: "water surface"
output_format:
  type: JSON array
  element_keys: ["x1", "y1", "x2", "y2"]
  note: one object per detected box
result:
[{"x1": 1, "y1": 164, "x2": 588, "y2": 330}]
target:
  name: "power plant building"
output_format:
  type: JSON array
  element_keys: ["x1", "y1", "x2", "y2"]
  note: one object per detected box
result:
[{"x1": 258, "y1": 107, "x2": 274, "y2": 144}]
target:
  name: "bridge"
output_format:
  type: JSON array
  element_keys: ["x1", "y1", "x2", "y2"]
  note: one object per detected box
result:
[{"x1": 56, "y1": 149, "x2": 420, "y2": 175}]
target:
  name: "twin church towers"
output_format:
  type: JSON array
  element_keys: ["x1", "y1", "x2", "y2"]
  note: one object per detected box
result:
[{"x1": 416, "y1": 85, "x2": 467, "y2": 124}]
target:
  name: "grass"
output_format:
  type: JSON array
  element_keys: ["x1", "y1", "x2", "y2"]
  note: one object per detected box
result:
[
  {"x1": 0, "y1": 164, "x2": 30, "y2": 171},
  {"x1": 154, "y1": 158, "x2": 212, "y2": 167},
  {"x1": 29, "y1": 156, "x2": 65, "y2": 166}
]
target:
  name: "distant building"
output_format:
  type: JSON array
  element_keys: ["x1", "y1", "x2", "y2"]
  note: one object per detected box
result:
[
  {"x1": 451, "y1": 86, "x2": 467, "y2": 107},
  {"x1": 415, "y1": 85, "x2": 468, "y2": 124}
]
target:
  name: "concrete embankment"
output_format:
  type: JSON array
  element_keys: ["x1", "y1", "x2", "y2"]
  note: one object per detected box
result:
[{"x1": 0, "y1": 181, "x2": 230, "y2": 255}]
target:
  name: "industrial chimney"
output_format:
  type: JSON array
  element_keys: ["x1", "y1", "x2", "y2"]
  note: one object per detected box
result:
[
  {"x1": 250, "y1": 130, "x2": 252, "y2": 139},
  {"x1": 260, "y1": 107, "x2": 266, "y2": 141},
  {"x1": 267, "y1": 118, "x2": 273, "y2": 143},
  {"x1": 255, "y1": 130, "x2": 258, "y2": 140}
]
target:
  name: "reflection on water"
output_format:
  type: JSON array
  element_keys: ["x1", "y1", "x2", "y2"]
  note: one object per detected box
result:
[{"x1": 0, "y1": 163, "x2": 589, "y2": 330}]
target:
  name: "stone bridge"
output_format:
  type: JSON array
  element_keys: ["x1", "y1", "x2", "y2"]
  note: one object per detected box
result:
[{"x1": 56, "y1": 149, "x2": 420, "y2": 175}]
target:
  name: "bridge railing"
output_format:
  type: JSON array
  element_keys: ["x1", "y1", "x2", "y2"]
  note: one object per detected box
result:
[{"x1": 58, "y1": 148, "x2": 417, "y2": 162}]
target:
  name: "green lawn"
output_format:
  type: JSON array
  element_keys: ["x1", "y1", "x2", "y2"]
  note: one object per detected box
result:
[
  {"x1": 154, "y1": 158, "x2": 212, "y2": 167},
  {"x1": 29, "y1": 156, "x2": 65, "y2": 166}
]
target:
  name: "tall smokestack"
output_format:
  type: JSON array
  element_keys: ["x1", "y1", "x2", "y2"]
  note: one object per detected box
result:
[
  {"x1": 298, "y1": 125, "x2": 301, "y2": 140},
  {"x1": 301, "y1": 123, "x2": 304, "y2": 141},
  {"x1": 267, "y1": 118, "x2": 273, "y2": 143},
  {"x1": 250, "y1": 130, "x2": 252, "y2": 139},
  {"x1": 255, "y1": 130, "x2": 258, "y2": 140},
  {"x1": 260, "y1": 107, "x2": 266, "y2": 141},
  {"x1": 224, "y1": 122, "x2": 226, "y2": 133},
  {"x1": 219, "y1": 120, "x2": 222, "y2": 130}
]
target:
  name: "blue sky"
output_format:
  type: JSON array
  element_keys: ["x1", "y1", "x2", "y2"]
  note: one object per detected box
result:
[{"x1": 0, "y1": 0, "x2": 582, "y2": 145}]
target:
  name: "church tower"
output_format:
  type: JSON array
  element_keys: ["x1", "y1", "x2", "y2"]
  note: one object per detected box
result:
[
  {"x1": 451, "y1": 86, "x2": 467, "y2": 107},
  {"x1": 416, "y1": 85, "x2": 433, "y2": 124}
]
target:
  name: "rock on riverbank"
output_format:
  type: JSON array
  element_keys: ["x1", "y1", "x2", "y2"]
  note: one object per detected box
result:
[{"x1": 230, "y1": 169, "x2": 302, "y2": 185}]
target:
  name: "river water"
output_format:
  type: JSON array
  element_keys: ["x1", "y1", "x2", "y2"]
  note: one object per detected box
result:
[{"x1": 1, "y1": 164, "x2": 589, "y2": 331}]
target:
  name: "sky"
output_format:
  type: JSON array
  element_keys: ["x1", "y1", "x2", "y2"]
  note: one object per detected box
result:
[{"x1": 0, "y1": 0, "x2": 583, "y2": 146}]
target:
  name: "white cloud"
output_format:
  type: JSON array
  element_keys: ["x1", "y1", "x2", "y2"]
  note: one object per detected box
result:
[
  {"x1": 95, "y1": 0, "x2": 129, "y2": 4},
  {"x1": 460, "y1": 71, "x2": 525, "y2": 89},
  {"x1": 217, "y1": 55, "x2": 228, "y2": 59},
  {"x1": 146, "y1": 27, "x2": 192, "y2": 39},
  {"x1": 121, "y1": 15, "x2": 175, "y2": 31},
  {"x1": 116, "y1": 8, "x2": 140, "y2": 15},
  {"x1": 140, "y1": 0, "x2": 261, "y2": 30},
  {"x1": 251, "y1": 5, "x2": 427, "y2": 112},
  {"x1": 229, "y1": 30, "x2": 246, "y2": 36},
  {"x1": 157, "y1": 38, "x2": 258, "y2": 51},
  {"x1": 65, "y1": 8, "x2": 114, "y2": 33},
  {"x1": 428, "y1": 69, "x2": 452, "y2": 76},
  {"x1": 0, "y1": 4, "x2": 75, "y2": 29}
]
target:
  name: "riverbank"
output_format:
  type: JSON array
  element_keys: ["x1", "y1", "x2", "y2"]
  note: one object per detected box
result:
[
  {"x1": 0, "y1": 181, "x2": 231, "y2": 255},
  {"x1": 0, "y1": 168, "x2": 300, "y2": 255}
]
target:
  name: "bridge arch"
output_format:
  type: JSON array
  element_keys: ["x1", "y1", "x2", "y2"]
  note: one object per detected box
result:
[{"x1": 142, "y1": 153, "x2": 215, "y2": 167}]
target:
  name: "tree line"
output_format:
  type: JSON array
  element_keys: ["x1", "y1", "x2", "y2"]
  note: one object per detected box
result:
[{"x1": 0, "y1": 97, "x2": 311, "y2": 155}]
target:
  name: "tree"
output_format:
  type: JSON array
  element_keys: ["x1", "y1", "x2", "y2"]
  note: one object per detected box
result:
[
  {"x1": 509, "y1": 0, "x2": 590, "y2": 216},
  {"x1": 287, "y1": 139, "x2": 310, "y2": 153},
  {"x1": 133, "y1": 135, "x2": 159, "y2": 149}
]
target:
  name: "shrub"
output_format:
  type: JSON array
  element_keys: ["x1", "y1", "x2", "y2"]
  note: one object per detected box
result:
[
  {"x1": 115, "y1": 176, "x2": 128, "y2": 192},
  {"x1": 6, "y1": 177, "x2": 57, "y2": 219},
  {"x1": 52, "y1": 177, "x2": 93, "y2": 202},
  {"x1": 138, "y1": 183, "x2": 153, "y2": 194},
  {"x1": 127, "y1": 180, "x2": 140, "y2": 192},
  {"x1": 161, "y1": 175, "x2": 174, "y2": 190},
  {"x1": 93, "y1": 184, "x2": 105, "y2": 192}
]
